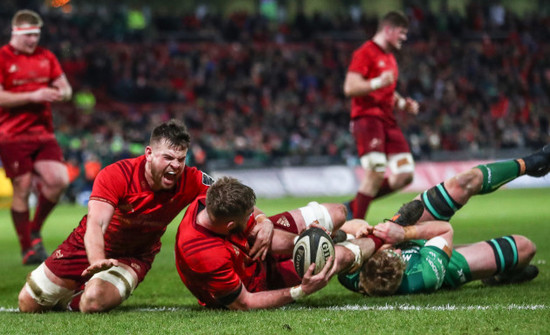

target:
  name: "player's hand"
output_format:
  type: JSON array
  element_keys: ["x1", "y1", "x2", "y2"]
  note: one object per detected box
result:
[
  {"x1": 379, "y1": 70, "x2": 395, "y2": 88},
  {"x1": 354, "y1": 222, "x2": 374, "y2": 238},
  {"x1": 405, "y1": 97, "x2": 419, "y2": 115},
  {"x1": 373, "y1": 221, "x2": 405, "y2": 245},
  {"x1": 81, "y1": 258, "x2": 119, "y2": 277},
  {"x1": 30, "y1": 87, "x2": 63, "y2": 103},
  {"x1": 300, "y1": 256, "x2": 335, "y2": 295},
  {"x1": 249, "y1": 218, "x2": 274, "y2": 261}
]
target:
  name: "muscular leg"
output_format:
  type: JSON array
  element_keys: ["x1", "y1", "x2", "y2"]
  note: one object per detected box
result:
[
  {"x1": 19, "y1": 263, "x2": 79, "y2": 313},
  {"x1": 31, "y1": 160, "x2": 69, "y2": 233},
  {"x1": 11, "y1": 172, "x2": 33, "y2": 254},
  {"x1": 455, "y1": 235, "x2": 536, "y2": 281},
  {"x1": 79, "y1": 263, "x2": 138, "y2": 313}
]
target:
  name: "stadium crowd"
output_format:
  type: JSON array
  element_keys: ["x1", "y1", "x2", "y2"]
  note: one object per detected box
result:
[{"x1": 1, "y1": 1, "x2": 549, "y2": 200}]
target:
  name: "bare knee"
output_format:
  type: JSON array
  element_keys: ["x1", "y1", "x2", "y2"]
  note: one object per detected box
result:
[
  {"x1": 513, "y1": 235, "x2": 536, "y2": 265},
  {"x1": 18, "y1": 287, "x2": 46, "y2": 313},
  {"x1": 79, "y1": 281, "x2": 122, "y2": 313},
  {"x1": 328, "y1": 203, "x2": 347, "y2": 230}
]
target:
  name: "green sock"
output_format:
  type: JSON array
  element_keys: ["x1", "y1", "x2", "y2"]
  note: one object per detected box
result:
[{"x1": 476, "y1": 160, "x2": 520, "y2": 194}]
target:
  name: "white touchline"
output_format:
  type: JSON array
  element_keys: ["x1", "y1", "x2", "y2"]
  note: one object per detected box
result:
[{"x1": 1, "y1": 304, "x2": 546, "y2": 313}]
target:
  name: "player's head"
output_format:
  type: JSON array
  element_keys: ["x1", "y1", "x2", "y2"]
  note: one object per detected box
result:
[
  {"x1": 10, "y1": 9, "x2": 43, "y2": 54},
  {"x1": 359, "y1": 248, "x2": 406, "y2": 296},
  {"x1": 145, "y1": 119, "x2": 191, "y2": 191},
  {"x1": 378, "y1": 11, "x2": 409, "y2": 51},
  {"x1": 206, "y1": 177, "x2": 256, "y2": 234}
]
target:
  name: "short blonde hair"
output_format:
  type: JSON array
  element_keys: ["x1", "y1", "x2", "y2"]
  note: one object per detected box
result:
[
  {"x1": 12, "y1": 9, "x2": 43, "y2": 28},
  {"x1": 360, "y1": 249, "x2": 406, "y2": 296}
]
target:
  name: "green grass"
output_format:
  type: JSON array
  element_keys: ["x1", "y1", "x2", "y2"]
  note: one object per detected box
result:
[{"x1": 1, "y1": 188, "x2": 549, "y2": 334}]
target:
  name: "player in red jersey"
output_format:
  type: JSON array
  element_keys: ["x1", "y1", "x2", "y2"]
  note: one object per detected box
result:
[
  {"x1": 343, "y1": 11, "x2": 419, "y2": 220},
  {"x1": 17, "y1": 120, "x2": 269, "y2": 313},
  {"x1": 0, "y1": 10, "x2": 72, "y2": 265},
  {"x1": 175, "y1": 176, "x2": 384, "y2": 310}
]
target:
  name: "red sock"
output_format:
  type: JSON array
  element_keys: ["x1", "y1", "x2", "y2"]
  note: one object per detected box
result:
[
  {"x1": 375, "y1": 178, "x2": 394, "y2": 199},
  {"x1": 353, "y1": 192, "x2": 374, "y2": 219},
  {"x1": 31, "y1": 193, "x2": 57, "y2": 234},
  {"x1": 11, "y1": 209, "x2": 31, "y2": 251}
]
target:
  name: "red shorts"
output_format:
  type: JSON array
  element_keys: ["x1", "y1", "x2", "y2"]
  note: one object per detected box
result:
[
  {"x1": 265, "y1": 255, "x2": 301, "y2": 290},
  {"x1": 45, "y1": 236, "x2": 152, "y2": 287},
  {"x1": 0, "y1": 139, "x2": 64, "y2": 178},
  {"x1": 351, "y1": 115, "x2": 410, "y2": 157}
]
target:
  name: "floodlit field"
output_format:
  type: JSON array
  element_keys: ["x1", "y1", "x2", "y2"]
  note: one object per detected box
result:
[{"x1": 0, "y1": 188, "x2": 549, "y2": 334}]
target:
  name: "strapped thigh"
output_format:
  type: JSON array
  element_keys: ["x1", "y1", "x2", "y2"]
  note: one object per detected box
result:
[{"x1": 486, "y1": 236, "x2": 519, "y2": 274}]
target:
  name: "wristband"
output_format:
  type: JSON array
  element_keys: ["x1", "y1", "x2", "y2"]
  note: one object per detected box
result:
[
  {"x1": 370, "y1": 77, "x2": 383, "y2": 90},
  {"x1": 290, "y1": 285, "x2": 306, "y2": 300},
  {"x1": 366, "y1": 234, "x2": 384, "y2": 251},
  {"x1": 397, "y1": 97, "x2": 406, "y2": 110},
  {"x1": 403, "y1": 226, "x2": 418, "y2": 240}
]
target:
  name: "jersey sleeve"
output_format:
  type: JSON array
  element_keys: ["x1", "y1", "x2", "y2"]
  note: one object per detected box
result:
[
  {"x1": 400, "y1": 245, "x2": 450, "y2": 294},
  {"x1": 348, "y1": 46, "x2": 371, "y2": 77},
  {"x1": 337, "y1": 271, "x2": 362, "y2": 293},
  {"x1": 45, "y1": 49, "x2": 64, "y2": 81},
  {"x1": 89, "y1": 163, "x2": 128, "y2": 207},
  {"x1": 186, "y1": 244, "x2": 243, "y2": 305}
]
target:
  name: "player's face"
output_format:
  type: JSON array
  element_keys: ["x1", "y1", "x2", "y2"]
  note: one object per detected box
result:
[
  {"x1": 145, "y1": 139, "x2": 188, "y2": 191},
  {"x1": 12, "y1": 33, "x2": 40, "y2": 54},
  {"x1": 387, "y1": 26, "x2": 408, "y2": 51},
  {"x1": 230, "y1": 209, "x2": 254, "y2": 234}
]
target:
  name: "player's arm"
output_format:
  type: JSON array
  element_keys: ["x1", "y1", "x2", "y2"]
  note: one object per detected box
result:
[
  {"x1": 51, "y1": 74, "x2": 72, "y2": 101},
  {"x1": 227, "y1": 258, "x2": 334, "y2": 311},
  {"x1": 0, "y1": 85, "x2": 62, "y2": 108},
  {"x1": 248, "y1": 207, "x2": 274, "y2": 261},
  {"x1": 81, "y1": 199, "x2": 118, "y2": 276},
  {"x1": 394, "y1": 91, "x2": 419, "y2": 115},
  {"x1": 343, "y1": 70, "x2": 394, "y2": 97},
  {"x1": 373, "y1": 220, "x2": 453, "y2": 256},
  {"x1": 340, "y1": 219, "x2": 373, "y2": 238}
]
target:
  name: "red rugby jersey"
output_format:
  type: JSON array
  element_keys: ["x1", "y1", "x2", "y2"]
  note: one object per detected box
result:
[
  {"x1": 0, "y1": 44, "x2": 64, "y2": 142},
  {"x1": 175, "y1": 195, "x2": 265, "y2": 308},
  {"x1": 66, "y1": 155, "x2": 211, "y2": 264},
  {"x1": 348, "y1": 40, "x2": 398, "y2": 125}
]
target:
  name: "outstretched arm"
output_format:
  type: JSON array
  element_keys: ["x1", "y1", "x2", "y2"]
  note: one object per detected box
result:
[
  {"x1": 227, "y1": 257, "x2": 335, "y2": 310},
  {"x1": 81, "y1": 199, "x2": 119, "y2": 277}
]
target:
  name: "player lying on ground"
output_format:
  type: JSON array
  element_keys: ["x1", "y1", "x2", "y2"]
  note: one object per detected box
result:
[
  {"x1": 337, "y1": 145, "x2": 548, "y2": 295},
  {"x1": 18, "y1": 120, "x2": 271, "y2": 313},
  {"x1": 175, "y1": 176, "x2": 385, "y2": 310}
]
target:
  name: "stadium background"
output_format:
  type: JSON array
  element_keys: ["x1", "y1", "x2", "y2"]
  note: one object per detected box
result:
[
  {"x1": 0, "y1": 1, "x2": 549, "y2": 332},
  {"x1": 2, "y1": 0, "x2": 550, "y2": 201}
]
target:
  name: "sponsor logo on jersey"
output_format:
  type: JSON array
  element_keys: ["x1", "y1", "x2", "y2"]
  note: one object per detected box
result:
[
  {"x1": 8, "y1": 64, "x2": 17, "y2": 73},
  {"x1": 378, "y1": 60, "x2": 386, "y2": 68}
]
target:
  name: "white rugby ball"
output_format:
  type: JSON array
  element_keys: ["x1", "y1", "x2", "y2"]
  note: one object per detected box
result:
[{"x1": 293, "y1": 227, "x2": 335, "y2": 278}]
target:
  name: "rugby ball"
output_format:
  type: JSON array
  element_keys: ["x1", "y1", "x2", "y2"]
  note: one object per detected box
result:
[{"x1": 293, "y1": 227, "x2": 335, "y2": 278}]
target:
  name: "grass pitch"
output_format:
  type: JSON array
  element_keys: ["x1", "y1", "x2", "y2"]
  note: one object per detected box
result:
[{"x1": 0, "y1": 188, "x2": 549, "y2": 334}]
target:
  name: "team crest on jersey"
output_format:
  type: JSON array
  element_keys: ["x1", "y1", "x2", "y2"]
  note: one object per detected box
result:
[
  {"x1": 378, "y1": 60, "x2": 386, "y2": 68},
  {"x1": 8, "y1": 64, "x2": 17, "y2": 73},
  {"x1": 54, "y1": 249, "x2": 64, "y2": 259},
  {"x1": 40, "y1": 59, "x2": 49, "y2": 68}
]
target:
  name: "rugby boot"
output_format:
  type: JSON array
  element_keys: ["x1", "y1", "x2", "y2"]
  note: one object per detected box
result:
[
  {"x1": 522, "y1": 144, "x2": 550, "y2": 177},
  {"x1": 481, "y1": 265, "x2": 539, "y2": 286}
]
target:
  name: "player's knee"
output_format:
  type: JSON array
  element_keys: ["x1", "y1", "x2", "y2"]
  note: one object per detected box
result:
[
  {"x1": 453, "y1": 169, "x2": 483, "y2": 196},
  {"x1": 80, "y1": 285, "x2": 113, "y2": 313},
  {"x1": 18, "y1": 287, "x2": 43, "y2": 313},
  {"x1": 513, "y1": 235, "x2": 536, "y2": 263},
  {"x1": 328, "y1": 203, "x2": 347, "y2": 230}
]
